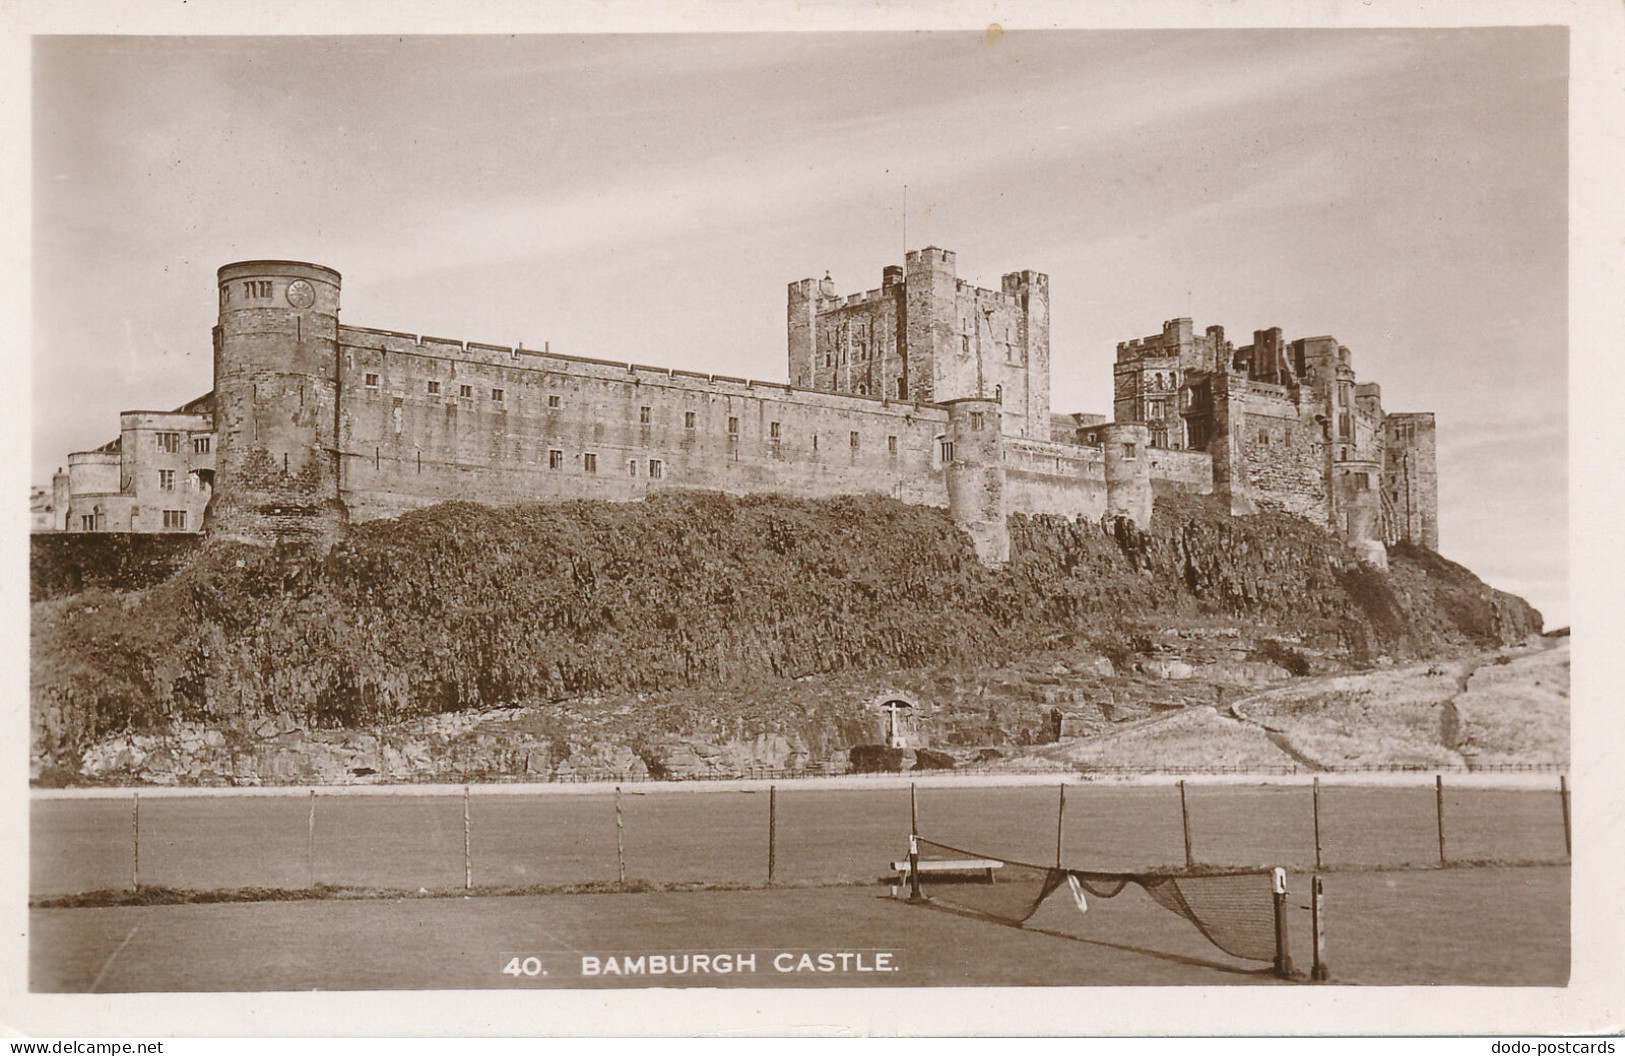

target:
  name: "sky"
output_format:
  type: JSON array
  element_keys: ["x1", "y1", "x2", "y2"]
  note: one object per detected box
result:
[{"x1": 30, "y1": 29, "x2": 1569, "y2": 626}]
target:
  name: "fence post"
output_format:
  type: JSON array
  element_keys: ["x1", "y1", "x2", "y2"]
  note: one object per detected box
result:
[
  {"x1": 615, "y1": 785, "x2": 626, "y2": 886},
  {"x1": 1311, "y1": 875, "x2": 1329, "y2": 981},
  {"x1": 910, "y1": 782, "x2": 918, "y2": 838},
  {"x1": 767, "y1": 785, "x2": 778, "y2": 885},
  {"x1": 1179, "y1": 780, "x2": 1194, "y2": 869},
  {"x1": 1056, "y1": 783, "x2": 1067, "y2": 868},
  {"x1": 1559, "y1": 774, "x2": 1571, "y2": 859},
  {"x1": 1435, "y1": 774, "x2": 1447, "y2": 864},
  {"x1": 307, "y1": 789, "x2": 317, "y2": 889},
  {"x1": 1312, "y1": 777, "x2": 1323, "y2": 871},
  {"x1": 131, "y1": 792, "x2": 140, "y2": 891},
  {"x1": 1272, "y1": 867, "x2": 1293, "y2": 978},
  {"x1": 463, "y1": 785, "x2": 472, "y2": 891}
]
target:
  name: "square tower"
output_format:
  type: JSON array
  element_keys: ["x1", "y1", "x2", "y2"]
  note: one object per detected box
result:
[{"x1": 788, "y1": 249, "x2": 1051, "y2": 437}]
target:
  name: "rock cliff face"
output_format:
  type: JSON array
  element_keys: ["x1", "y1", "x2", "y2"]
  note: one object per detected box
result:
[{"x1": 31, "y1": 492, "x2": 1541, "y2": 784}]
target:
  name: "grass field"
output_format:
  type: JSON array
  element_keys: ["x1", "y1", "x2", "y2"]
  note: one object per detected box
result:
[{"x1": 29, "y1": 864, "x2": 1568, "y2": 991}]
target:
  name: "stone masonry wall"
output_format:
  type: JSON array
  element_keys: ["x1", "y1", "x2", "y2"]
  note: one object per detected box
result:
[
  {"x1": 337, "y1": 328, "x2": 955, "y2": 521},
  {"x1": 1148, "y1": 447, "x2": 1213, "y2": 497},
  {"x1": 1240, "y1": 387, "x2": 1328, "y2": 524}
]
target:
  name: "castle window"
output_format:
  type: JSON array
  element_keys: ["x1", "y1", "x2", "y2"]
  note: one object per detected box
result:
[
  {"x1": 158, "y1": 469, "x2": 176, "y2": 492},
  {"x1": 812, "y1": 434, "x2": 819, "y2": 452},
  {"x1": 1123, "y1": 443, "x2": 1138, "y2": 460},
  {"x1": 492, "y1": 388, "x2": 504, "y2": 402},
  {"x1": 1259, "y1": 429, "x2": 1269, "y2": 445},
  {"x1": 162, "y1": 510, "x2": 187, "y2": 530},
  {"x1": 459, "y1": 384, "x2": 473, "y2": 399},
  {"x1": 969, "y1": 412, "x2": 984, "y2": 431},
  {"x1": 548, "y1": 449, "x2": 564, "y2": 470},
  {"x1": 940, "y1": 440, "x2": 955, "y2": 463},
  {"x1": 850, "y1": 431, "x2": 860, "y2": 450},
  {"x1": 192, "y1": 436, "x2": 210, "y2": 454},
  {"x1": 584, "y1": 453, "x2": 597, "y2": 474},
  {"x1": 648, "y1": 459, "x2": 663, "y2": 479},
  {"x1": 428, "y1": 380, "x2": 441, "y2": 395},
  {"x1": 364, "y1": 373, "x2": 380, "y2": 389},
  {"x1": 81, "y1": 514, "x2": 95, "y2": 531},
  {"x1": 639, "y1": 406, "x2": 651, "y2": 424},
  {"x1": 156, "y1": 432, "x2": 180, "y2": 454},
  {"x1": 728, "y1": 416, "x2": 739, "y2": 437},
  {"x1": 1354, "y1": 472, "x2": 1370, "y2": 490},
  {"x1": 685, "y1": 411, "x2": 696, "y2": 429},
  {"x1": 898, "y1": 377, "x2": 908, "y2": 400},
  {"x1": 887, "y1": 435, "x2": 898, "y2": 455},
  {"x1": 961, "y1": 334, "x2": 971, "y2": 354},
  {"x1": 769, "y1": 421, "x2": 781, "y2": 439},
  {"x1": 628, "y1": 459, "x2": 638, "y2": 477}
]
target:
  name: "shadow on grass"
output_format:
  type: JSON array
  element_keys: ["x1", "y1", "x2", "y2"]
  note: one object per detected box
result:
[
  {"x1": 33, "y1": 857, "x2": 1568, "y2": 911},
  {"x1": 32, "y1": 876, "x2": 864, "y2": 909}
]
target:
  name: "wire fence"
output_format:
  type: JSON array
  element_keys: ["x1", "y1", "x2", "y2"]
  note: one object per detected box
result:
[{"x1": 29, "y1": 775, "x2": 1572, "y2": 899}]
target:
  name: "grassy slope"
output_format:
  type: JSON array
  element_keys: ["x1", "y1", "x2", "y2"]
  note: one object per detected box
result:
[{"x1": 31, "y1": 491, "x2": 1543, "y2": 764}]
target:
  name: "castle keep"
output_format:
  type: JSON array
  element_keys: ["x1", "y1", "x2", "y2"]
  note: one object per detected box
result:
[{"x1": 46, "y1": 252, "x2": 1438, "y2": 567}]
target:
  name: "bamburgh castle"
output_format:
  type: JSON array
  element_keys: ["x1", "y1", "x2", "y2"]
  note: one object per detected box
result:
[{"x1": 39, "y1": 252, "x2": 1438, "y2": 568}]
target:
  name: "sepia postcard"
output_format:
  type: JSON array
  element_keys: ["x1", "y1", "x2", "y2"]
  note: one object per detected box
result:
[{"x1": 3, "y1": 0, "x2": 1621, "y2": 1044}]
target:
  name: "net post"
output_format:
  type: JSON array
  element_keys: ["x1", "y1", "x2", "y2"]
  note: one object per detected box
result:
[
  {"x1": 1271, "y1": 867, "x2": 1293, "y2": 978},
  {"x1": 907, "y1": 833, "x2": 922, "y2": 902},
  {"x1": 1179, "y1": 780, "x2": 1194, "y2": 868},
  {"x1": 1435, "y1": 774, "x2": 1446, "y2": 864},
  {"x1": 1310, "y1": 875, "x2": 1329, "y2": 981},
  {"x1": 131, "y1": 791, "x2": 140, "y2": 892},
  {"x1": 1559, "y1": 774, "x2": 1571, "y2": 859},
  {"x1": 1055, "y1": 782, "x2": 1066, "y2": 867},
  {"x1": 307, "y1": 789, "x2": 317, "y2": 889},
  {"x1": 463, "y1": 785, "x2": 472, "y2": 891},
  {"x1": 767, "y1": 784, "x2": 778, "y2": 885},
  {"x1": 1267, "y1": 870, "x2": 1293, "y2": 974},
  {"x1": 615, "y1": 785, "x2": 626, "y2": 887},
  {"x1": 1311, "y1": 777, "x2": 1323, "y2": 870}
]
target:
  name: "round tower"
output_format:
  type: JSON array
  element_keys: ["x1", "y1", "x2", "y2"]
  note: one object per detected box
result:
[
  {"x1": 943, "y1": 396, "x2": 1008, "y2": 566},
  {"x1": 1102, "y1": 422, "x2": 1153, "y2": 530},
  {"x1": 208, "y1": 260, "x2": 346, "y2": 545}
]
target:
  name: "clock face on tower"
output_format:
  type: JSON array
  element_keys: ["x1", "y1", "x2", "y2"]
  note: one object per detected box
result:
[{"x1": 286, "y1": 279, "x2": 316, "y2": 309}]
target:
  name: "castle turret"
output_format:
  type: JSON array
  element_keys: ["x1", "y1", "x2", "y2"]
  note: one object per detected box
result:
[
  {"x1": 1207, "y1": 372, "x2": 1255, "y2": 516},
  {"x1": 50, "y1": 467, "x2": 70, "y2": 531},
  {"x1": 1384, "y1": 412, "x2": 1438, "y2": 551},
  {"x1": 943, "y1": 396, "x2": 1007, "y2": 565},
  {"x1": 208, "y1": 260, "x2": 346, "y2": 545},
  {"x1": 1101, "y1": 422, "x2": 1153, "y2": 529},
  {"x1": 1001, "y1": 269, "x2": 1050, "y2": 438},
  {"x1": 904, "y1": 247, "x2": 958, "y2": 405},
  {"x1": 787, "y1": 277, "x2": 821, "y2": 389}
]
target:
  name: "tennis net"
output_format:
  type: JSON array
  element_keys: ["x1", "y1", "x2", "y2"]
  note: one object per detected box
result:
[{"x1": 908, "y1": 837, "x2": 1282, "y2": 964}]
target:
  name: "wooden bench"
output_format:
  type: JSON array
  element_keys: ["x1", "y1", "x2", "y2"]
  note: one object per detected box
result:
[{"x1": 890, "y1": 858, "x2": 1004, "y2": 883}]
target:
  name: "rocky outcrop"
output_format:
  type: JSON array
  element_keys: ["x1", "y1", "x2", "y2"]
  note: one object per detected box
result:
[{"x1": 32, "y1": 492, "x2": 1543, "y2": 784}]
